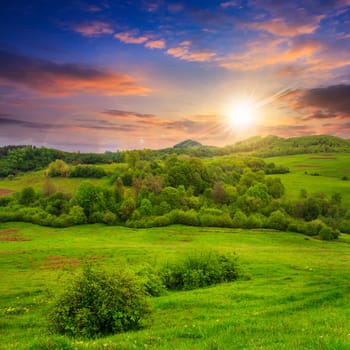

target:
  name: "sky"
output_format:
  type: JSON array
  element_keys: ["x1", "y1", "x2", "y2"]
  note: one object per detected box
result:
[{"x1": 0, "y1": 0, "x2": 349, "y2": 152}]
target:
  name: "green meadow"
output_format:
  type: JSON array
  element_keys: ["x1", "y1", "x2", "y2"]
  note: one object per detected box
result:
[
  {"x1": 1, "y1": 222, "x2": 350, "y2": 349},
  {"x1": 265, "y1": 153, "x2": 350, "y2": 206}
]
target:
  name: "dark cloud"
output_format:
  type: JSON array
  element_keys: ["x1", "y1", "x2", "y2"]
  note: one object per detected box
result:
[
  {"x1": 0, "y1": 116, "x2": 137, "y2": 132},
  {"x1": 298, "y1": 84, "x2": 350, "y2": 115},
  {"x1": 0, "y1": 117, "x2": 48, "y2": 128},
  {"x1": 0, "y1": 50, "x2": 150, "y2": 96},
  {"x1": 302, "y1": 111, "x2": 338, "y2": 121},
  {"x1": 101, "y1": 109, "x2": 156, "y2": 119}
]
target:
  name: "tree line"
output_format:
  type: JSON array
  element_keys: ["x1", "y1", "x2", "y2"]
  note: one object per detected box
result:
[
  {"x1": 0, "y1": 154, "x2": 346, "y2": 240},
  {"x1": 1, "y1": 134, "x2": 349, "y2": 177}
]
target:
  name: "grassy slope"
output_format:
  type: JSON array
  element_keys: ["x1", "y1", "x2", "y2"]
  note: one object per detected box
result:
[
  {"x1": 0, "y1": 169, "x2": 114, "y2": 194},
  {"x1": 266, "y1": 153, "x2": 350, "y2": 206},
  {"x1": 1, "y1": 222, "x2": 350, "y2": 349}
]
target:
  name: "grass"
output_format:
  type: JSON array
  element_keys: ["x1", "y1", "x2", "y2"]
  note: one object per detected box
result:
[
  {"x1": 266, "y1": 153, "x2": 350, "y2": 206},
  {"x1": 1, "y1": 222, "x2": 350, "y2": 349},
  {"x1": 0, "y1": 170, "x2": 110, "y2": 194}
]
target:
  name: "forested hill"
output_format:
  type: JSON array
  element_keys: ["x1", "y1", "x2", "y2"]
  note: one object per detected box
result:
[
  {"x1": 0, "y1": 135, "x2": 349, "y2": 177},
  {"x1": 173, "y1": 139, "x2": 202, "y2": 148},
  {"x1": 223, "y1": 135, "x2": 350, "y2": 157}
]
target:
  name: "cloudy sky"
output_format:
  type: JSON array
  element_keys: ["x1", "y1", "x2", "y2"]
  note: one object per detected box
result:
[{"x1": 0, "y1": 0, "x2": 349, "y2": 151}]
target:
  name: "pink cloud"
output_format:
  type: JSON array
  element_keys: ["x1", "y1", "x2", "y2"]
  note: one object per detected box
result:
[
  {"x1": 145, "y1": 39, "x2": 166, "y2": 49},
  {"x1": 244, "y1": 15, "x2": 324, "y2": 37},
  {"x1": 219, "y1": 36, "x2": 346, "y2": 77},
  {"x1": 114, "y1": 31, "x2": 149, "y2": 44},
  {"x1": 166, "y1": 45, "x2": 216, "y2": 62},
  {"x1": 0, "y1": 50, "x2": 150, "y2": 96},
  {"x1": 220, "y1": 1, "x2": 239, "y2": 8},
  {"x1": 72, "y1": 21, "x2": 114, "y2": 37}
]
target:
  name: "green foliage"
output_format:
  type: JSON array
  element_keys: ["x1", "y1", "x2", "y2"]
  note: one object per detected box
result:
[
  {"x1": 75, "y1": 182, "x2": 106, "y2": 220},
  {"x1": 167, "y1": 209, "x2": 200, "y2": 226},
  {"x1": 136, "y1": 263, "x2": 167, "y2": 297},
  {"x1": 48, "y1": 265, "x2": 151, "y2": 338},
  {"x1": 318, "y1": 226, "x2": 339, "y2": 241},
  {"x1": 162, "y1": 250, "x2": 240, "y2": 290},
  {"x1": 119, "y1": 197, "x2": 136, "y2": 221},
  {"x1": 139, "y1": 198, "x2": 153, "y2": 216},
  {"x1": 232, "y1": 210, "x2": 248, "y2": 228},
  {"x1": 19, "y1": 186, "x2": 36, "y2": 206},
  {"x1": 267, "y1": 210, "x2": 290, "y2": 231},
  {"x1": 48, "y1": 160, "x2": 70, "y2": 177},
  {"x1": 0, "y1": 140, "x2": 347, "y2": 240},
  {"x1": 68, "y1": 206, "x2": 87, "y2": 224},
  {"x1": 70, "y1": 165, "x2": 106, "y2": 178},
  {"x1": 102, "y1": 210, "x2": 117, "y2": 225}
]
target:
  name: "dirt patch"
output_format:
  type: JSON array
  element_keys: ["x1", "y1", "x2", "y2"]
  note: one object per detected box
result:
[
  {"x1": 39, "y1": 255, "x2": 81, "y2": 270},
  {"x1": 0, "y1": 229, "x2": 18, "y2": 235},
  {"x1": 309, "y1": 157, "x2": 336, "y2": 160},
  {"x1": 295, "y1": 165, "x2": 321, "y2": 168},
  {"x1": 0, "y1": 229, "x2": 30, "y2": 241},
  {"x1": 0, "y1": 237, "x2": 31, "y2": 241},
  {"x1": 179, "y1": 238, "x2": 191, "y2": 242},
  {"x1": 0, "y1": 189, "x2": 14, "y2": 197}
]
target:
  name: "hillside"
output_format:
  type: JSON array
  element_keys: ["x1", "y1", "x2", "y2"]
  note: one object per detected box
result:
[
  {"x1": 1, "y1": 222, "x2": 350, "y2": 349},
  {"x1": 224, "y1": 134, "x2": 350, "y2": 157},
  {"x1": 173, "y1": 139, "x2": 203, "y2": 148},
  {"x1": 1, "y1": 135, "x2": 350, "y2": 178}
]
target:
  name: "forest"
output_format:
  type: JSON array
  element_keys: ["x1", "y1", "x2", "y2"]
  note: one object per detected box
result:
[{"x1": 1, "y1": 135, "x2": 349, "y2": 240}]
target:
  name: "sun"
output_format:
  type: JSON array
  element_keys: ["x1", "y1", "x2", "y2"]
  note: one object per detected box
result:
[{"x1": 226, "y1": 99, "x2": 257, "y2": 129}]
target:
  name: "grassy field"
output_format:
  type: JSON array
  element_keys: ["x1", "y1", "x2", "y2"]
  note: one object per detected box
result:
[
  {"x1": 266, "y1": 153, "x2": 350, "y2": 206},
  {"x1": 1, "y1": 222, "x2": 350, "y2": 349},
  {"x1": 0, "y1": 170, "x2": 110, "y2": 194}
]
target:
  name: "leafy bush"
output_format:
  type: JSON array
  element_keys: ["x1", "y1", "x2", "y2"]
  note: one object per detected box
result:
[
  {"x1": 136, "y1": 263, "x2": 167, "y2": 297},
  {"x1": 318, "y1": 226, "x2": 339, "y2": 240},
  {"x1": 48, "y1": 265, "x2": 151, "y2": 338},
  {"x1": 306, "y1": 219, "x2": 325, "y2": 236},
  {"x1": 168, "y1": 209, "x2": 200, "y2": 226},
  {"x1": 102, "y1": 210, "x2": 117, "y2": 225},
  {"x1": 267, "y1": 210, "x2": 290, "y2": 231},
  {"x1": 162, "y1": 250, "x2": 240, "y2": 290},
  {"x1": 339, "y1": 219, "x2": 350, "y2": 234}
]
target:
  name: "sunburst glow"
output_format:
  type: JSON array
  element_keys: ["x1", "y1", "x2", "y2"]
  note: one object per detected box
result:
[{"x1": 225, "y1": 99, "x2": 258, "y2": 129}]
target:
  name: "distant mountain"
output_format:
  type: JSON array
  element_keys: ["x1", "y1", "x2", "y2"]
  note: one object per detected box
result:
[{"x1": 173, "y1": 139, "x2": 203, "y2": 148}]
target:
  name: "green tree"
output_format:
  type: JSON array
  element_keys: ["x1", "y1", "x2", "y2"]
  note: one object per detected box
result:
[
  {"x1": 139, "y1": 198, "x2": 153, "y2": 216},
  {"x1": 19, "y1": 187, "x2": 36, "y2": 206},
  {"x1": 68, "y1": 205, "x2": 87, "y2": 224},
  {"x1": 47, "y1": 160, "x2": 70, "y2": 177},
  {"x1": 75, "y1": 182, "x2": 106, "y2": 219},
  {"x1": 119, "y1": 197, "x2": 136, "y2": 221}
]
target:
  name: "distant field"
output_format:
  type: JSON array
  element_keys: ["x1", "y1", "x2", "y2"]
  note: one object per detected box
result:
[
  {"x1": 0, "y1": 170, "x2": 110, "y2": 194},
  {"x1": 266, "y1": 153, "x2": 350, "y2": 206},
  {"x1": 1, "y1": 222, "x2": 350, "y2": 349}
]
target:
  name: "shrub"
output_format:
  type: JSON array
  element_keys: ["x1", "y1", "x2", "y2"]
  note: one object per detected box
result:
[
  {"x1": 339, "y1": 219, "x2": 350, "y2": 234},
  {"x1": 306, "y1": 219, "x2": 325, "y2": 236},
  {"x1": 232, "y1": 210, "x2": 247, "y2": 228},
  {"x1": 68, "y1": 205, "x2": 87, "y2": 225},
  {"x1": 162, "y1": 250, "x2": 240, "y2": 290},
  {"x1": 318, "y1": 226, "x2": 339, "y2": 241},
  {"x1": 48, "y1": 265, "x2": 150, "y2": 338},
  {"x1": 168, "y1": 209, "x2": 200, "y2": 226},
  {"x1": 267, "y1": 210, "x2": 289, "y2": 231},
  {"x1": 246, "y1": 213, "x2": 266, "y2": 228},
  {"x1": 102, "y1": 210, "x2": 117, "y2": 225},
  {"x1": 136, "y1": 263, "x2": 167, "y2": 297},
  {"x1": 47, "y1": 160, "x2": 70, "y2": 177},
  {"x1": 19, "y1": 186, "x2": 36, "y2": 206}
]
